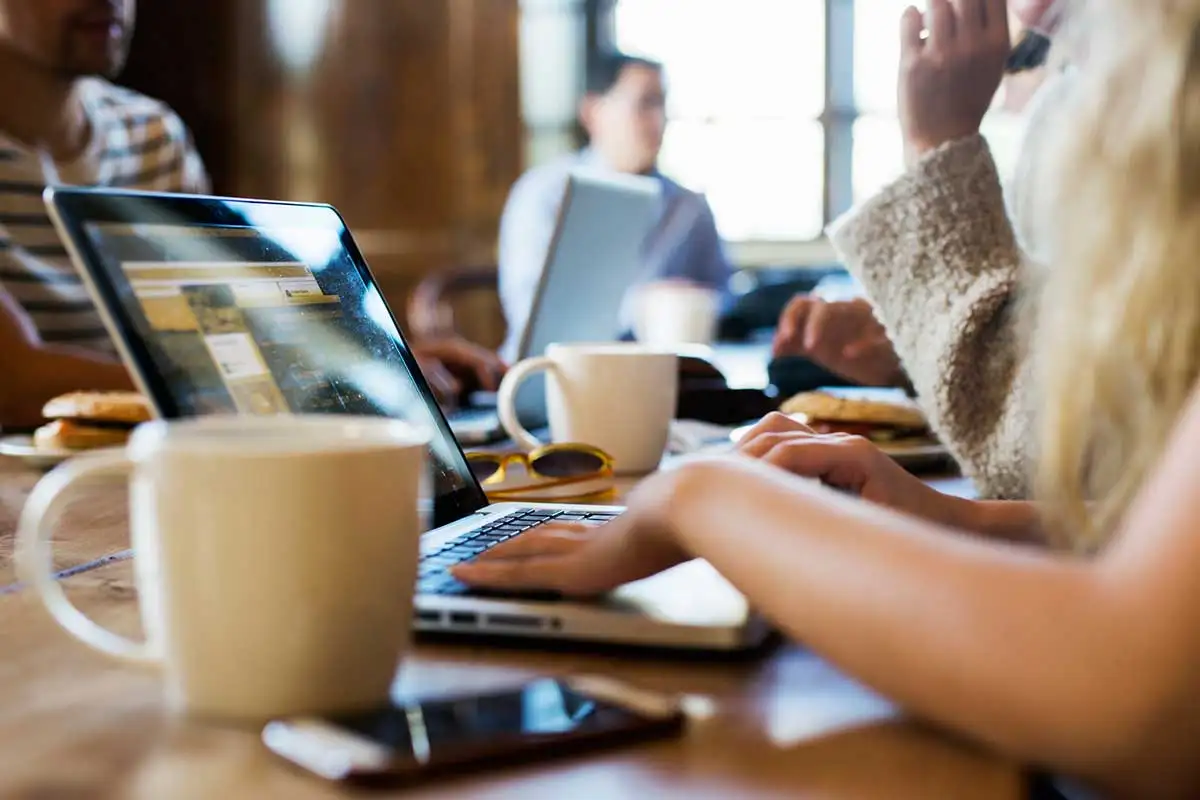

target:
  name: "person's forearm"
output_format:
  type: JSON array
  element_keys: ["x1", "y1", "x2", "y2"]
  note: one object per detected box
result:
[
  {"x1": 0, "y1": 289, "x2": 134, "y2": 428},
  {"x1": 950, "y1": 499, "x2": 1046, "y2": 545},
  {"x1": 664, "y1": 459, "x2": 1156, "y2": 782},
  {"x1": 0, "y1": 346, "x2": 132, "y2": 428}
]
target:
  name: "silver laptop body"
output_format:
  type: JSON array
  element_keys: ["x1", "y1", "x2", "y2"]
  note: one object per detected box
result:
[{"x1": 44, "y1": 186, "x2": 766, "y2": 651}]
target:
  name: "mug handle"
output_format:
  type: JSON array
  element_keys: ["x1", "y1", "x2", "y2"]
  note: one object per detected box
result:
[
  {"x1": 15, "y1": 449, "x2": 159, "y2": 665},
  {"x1": 496, "y1": 356, "x2": 556, "y2": 451}
]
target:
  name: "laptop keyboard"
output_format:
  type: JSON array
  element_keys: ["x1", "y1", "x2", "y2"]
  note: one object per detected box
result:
[{"x1": 418, "y1": 508, "x2": 619, "y2": 596}]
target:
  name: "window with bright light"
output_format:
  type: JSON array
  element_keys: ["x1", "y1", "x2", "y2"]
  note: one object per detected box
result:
[{"x1": 612, "y1": 0, "x2": 1025, "y2": 243}]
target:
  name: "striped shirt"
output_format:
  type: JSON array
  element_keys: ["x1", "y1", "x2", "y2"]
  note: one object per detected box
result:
[{"x1": 0, "y1": 78, "x2": 209, "y2": 355}]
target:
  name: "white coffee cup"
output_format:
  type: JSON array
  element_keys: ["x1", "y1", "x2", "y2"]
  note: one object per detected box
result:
[
  {"x1": 16, "y1": 415, "x2": 428, "y2": 722},
  {"x1": 633, "y1": 283, "x2": 720, "y2": 347},
  {"x1": 498, "y1": 343, "x2": 678, "y2": 475}
]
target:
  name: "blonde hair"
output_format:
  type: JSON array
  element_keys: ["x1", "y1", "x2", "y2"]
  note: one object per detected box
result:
[{"x1": 1035, "y1": 0, "x2": 1200, "y2": 549}]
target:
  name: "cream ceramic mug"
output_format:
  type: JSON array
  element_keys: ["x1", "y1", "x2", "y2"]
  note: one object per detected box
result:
[
  {"x1": 498, "y1": 343, "x2": 678, "y2": 475},
  {"x1": 16, "y1": 415, "x2": 428, "y2": 722}
]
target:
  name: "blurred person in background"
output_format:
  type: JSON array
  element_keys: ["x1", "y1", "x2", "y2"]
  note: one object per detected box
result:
[
  {"x1": 0, "y1": 0, "x2": 205, "y2": 427},
  {"x1": 0, "y1": 0, "x2": 500, "y2": 428},
  {"x1": 497, "y1": 51, "x2": 733, "y2": 360}
]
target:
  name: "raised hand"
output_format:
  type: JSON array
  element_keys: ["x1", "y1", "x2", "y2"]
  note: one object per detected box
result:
[{"x1": 899, "y1": 0, "x2": 1012, "y2": 164}]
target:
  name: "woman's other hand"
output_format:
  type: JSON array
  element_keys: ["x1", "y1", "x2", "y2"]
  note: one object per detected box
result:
[{"x1": 737, "y1": 412, "x2": 972, "y2": 529}]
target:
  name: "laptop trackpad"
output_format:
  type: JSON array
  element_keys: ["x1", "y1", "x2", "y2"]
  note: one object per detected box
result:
[{"x1": 603, "y1": 560, "x2": 752, "y2": 628}]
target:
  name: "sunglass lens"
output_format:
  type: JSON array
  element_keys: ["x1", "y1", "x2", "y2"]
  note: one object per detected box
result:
[
  {"x1": 468, "y1": 458, "x2": 503, "y2": 482},
  {"x1": 531, "y1": 449, "x2": 607, "y2": 478}
]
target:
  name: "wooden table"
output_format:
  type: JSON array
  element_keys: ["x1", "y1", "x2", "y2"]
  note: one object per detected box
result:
[{"x1": 0, "y1": 457, "x2": 1023, "y2": 799}]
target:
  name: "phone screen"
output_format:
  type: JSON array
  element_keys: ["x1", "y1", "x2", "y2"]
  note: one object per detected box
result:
[
  {"x1": 344, "y1": 678, "x2": 662, "y2": 756},
  {"x1": 266, "y1": 678, "x2": 683, "y2": 781}
]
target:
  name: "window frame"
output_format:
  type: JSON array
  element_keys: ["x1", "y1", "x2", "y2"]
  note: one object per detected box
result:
[{"x1": 594, "y1": 0, "x2": 861, "y2": 238}]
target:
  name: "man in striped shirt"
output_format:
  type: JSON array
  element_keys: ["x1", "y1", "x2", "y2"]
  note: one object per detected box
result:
[
  {"x1": 0, "y1": 1, "x2": 508, "y2": 429},
  {"x1": 0, "y1": 0, "x2": 208, "y2": 427}
]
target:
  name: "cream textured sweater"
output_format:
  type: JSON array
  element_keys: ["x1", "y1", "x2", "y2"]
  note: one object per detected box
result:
[{"x1": 828, "y1": 73, "x2": 1071, "y2": 500}]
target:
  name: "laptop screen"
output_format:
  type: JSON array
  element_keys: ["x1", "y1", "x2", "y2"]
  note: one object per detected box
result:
[{"x1": 46, "y1": 189, "x2": 489, "y2": 527}]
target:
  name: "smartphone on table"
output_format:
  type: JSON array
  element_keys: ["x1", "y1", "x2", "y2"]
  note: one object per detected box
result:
[{"x1": 262, "y1": 676, "x2": 687, "y2": 784}]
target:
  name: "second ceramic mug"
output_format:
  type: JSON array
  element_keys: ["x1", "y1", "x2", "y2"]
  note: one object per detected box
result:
[{"x1": 497, "y1": 343, "x2": 678, "y2": 475}]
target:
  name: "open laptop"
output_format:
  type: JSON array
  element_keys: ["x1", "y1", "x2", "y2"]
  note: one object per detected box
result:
[
  {"x1": 448, "y1": 170, "x2": 662, "y2": 444},
  {"x1": 44, "y1": 186, "x2": 767, "y2": 651}
]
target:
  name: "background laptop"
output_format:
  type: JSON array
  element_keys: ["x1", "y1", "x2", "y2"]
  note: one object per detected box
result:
[
  {"x1": 448, "y1": 170, "x2": 662, "y2": 444},
  {"x1": 44, "y1": 186, "x2": 766, "y2": 651}
]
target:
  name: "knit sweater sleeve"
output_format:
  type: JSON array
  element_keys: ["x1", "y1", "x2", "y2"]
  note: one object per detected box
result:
[{"x1": 828, "y1": 135, "x2": 1035, "y2": 500}]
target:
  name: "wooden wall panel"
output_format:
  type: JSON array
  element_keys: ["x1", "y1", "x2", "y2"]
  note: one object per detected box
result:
[
  {"x1": 449, "y1": 0, "x2": 524, "y2": 263},
  {"x1": 121, "y1": 0, "x2": 522, "y2": 337},
  {"x1": 119, "y1": 1, "x2": 238, "y2": 190}
]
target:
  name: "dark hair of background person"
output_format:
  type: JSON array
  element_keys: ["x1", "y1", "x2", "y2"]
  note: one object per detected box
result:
[{"x1": 585, "y1": 51, "x2": 664, "y2": 95}]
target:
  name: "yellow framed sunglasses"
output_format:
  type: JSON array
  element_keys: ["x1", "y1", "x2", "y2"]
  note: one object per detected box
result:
[{"x1": 466, "y1": 443, "x2": 614, "y2": 490}]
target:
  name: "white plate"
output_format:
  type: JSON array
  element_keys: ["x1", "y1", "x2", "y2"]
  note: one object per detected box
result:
[
  {"x1": 728, "y1": 422, "x2": 952, "y2": 469},
  {"x1": 0, "y1": 435, "x2": 77, "y2": 470},
  {"x1": 873, "y1": 439, "x2": 953, "y2": 468}
]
